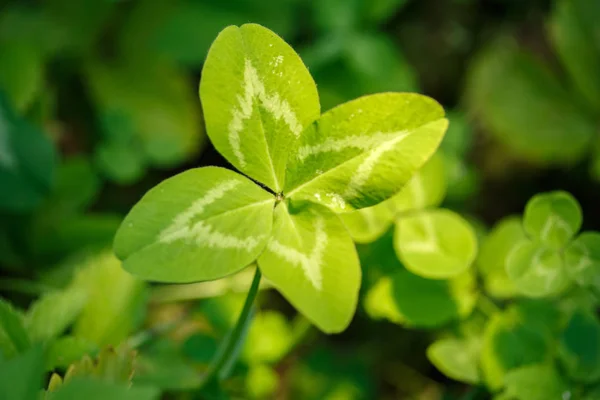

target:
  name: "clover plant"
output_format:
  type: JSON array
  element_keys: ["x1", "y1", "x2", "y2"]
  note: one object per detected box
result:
[
  {"x1": 416, "y1": 190, "x2": 600, "y2": 400},
  {"x1": 113, "y1": 22, "x2": 447, "y2": 386}
]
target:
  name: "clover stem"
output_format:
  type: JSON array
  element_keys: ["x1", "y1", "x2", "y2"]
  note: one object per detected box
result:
[{"x1": 201, "y1": 267, "x2": 262, "y2": 387}]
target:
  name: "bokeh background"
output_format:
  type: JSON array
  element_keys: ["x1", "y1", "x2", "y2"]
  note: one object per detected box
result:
[{"x1": 1, "y1": 0, "x2": 600, "y2": 399}]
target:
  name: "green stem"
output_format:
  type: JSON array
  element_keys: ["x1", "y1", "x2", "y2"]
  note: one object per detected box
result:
[
  {"x1": 201, "y1": 268, "x2": 262, "y2": 386},
  {"x1": 478, "y1": 293, "x2": 501, "y2": 317}
]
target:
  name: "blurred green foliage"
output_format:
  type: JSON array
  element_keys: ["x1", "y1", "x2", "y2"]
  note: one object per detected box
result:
[{"x1": 1, "y1": 0, "x2": 600, "y2": 399}]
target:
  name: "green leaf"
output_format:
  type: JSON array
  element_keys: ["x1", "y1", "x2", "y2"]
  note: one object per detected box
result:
[
  {"x1": 94, "y1": 140, "x2": 145, "y2": 185},
  {"x1": 558, "y1": 310, "x2": 600, "y2": 383},
  {"x1": 200, "y1": 23, "x2": 320, "y2": 192},
  {"x1": 387, "y1": 152, "x2": 447, "y2": 212},
  {"x1": 0, "y1": 40, "x2": 44, "y2": 112},
  {"x1": 0, "y1": 298, "x2": 30, "y2": 357},
  {"x1": 506, "y1": 239, "x2": 570, "y2": 297},
  {"x1": 246, "y1": 364, "x2": 279, "y2": 399},
  {"x1": 550, "y1": 0, "x2": 600, "y2": 112},
  {"x1": 73, "y1": 252, "x2": 147, "y2": 346},
  {"x1": 502, "y1": 364, "x2": 570, "y2": 400},
  {"x1": 466, "y1": 38, "x2": 595, "y2": 164},
  {"x1": 427, "y1": 337, "x2": 480, "y2": 384},
  {"x1": 394, "y1": 209, "x2": 477, "y2": 279},
  {"x1": 364, "y1": 268, "x2": 477, "y2": 328},
  {"x1": 564, "y1": 232, "x2": 600, "y2": 290},
  {"x1": 86, "y1": 57, "x2": 203, "y2": 173},
  {"x1": 286, "y1": 93, "x2": 447, "y2": 212},
  {"x1": 480, "y1": 306, "x2": 553, "y2": 390},
  {"x1": 49, "y1": 377, "x2": 159, "y2": 400},
  {"x1": 523, "y1": 191, "x2": 582, "y2": 250},
  {"x1": 0, "y1": 93, "x2": 56, "y2": 212},
  {"x1": 242, "y1": 311, "x2": 293, "y2": 364},
  {"x1": 477, "y1": 216, "x2": 525, "y2": 299},
  {"x1": 0, "y1": 345, "x2": 44, "y2": 400},
  {"x1": 114, "y1": 167, "x2": 274, "y2": 283},
  {"x1": 46, "y1": 336, "x2": 97, "y2": 371},
  {"x1": 340, "y1": 201, "x2": 394, "y2": 244},
  {"x1": 25, "y1": 285, "x2": 88, "y2": 342},
  {"x1": 257, "y1": 202, "x2": 361, "y2": 333}
]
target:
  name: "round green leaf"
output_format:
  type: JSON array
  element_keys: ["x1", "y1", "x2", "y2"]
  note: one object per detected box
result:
[
  {"x1": 550, "y1": 0, "x2": 600, "y2": 112},
  {"x1": 523, "y1": 191, "x2": 582, "y2": 249},
  {"x1": 364, "y1": 268, "x2": 477, "y2": 328},
  {"x1": 564, "y1": 232, "x2": 600, "y2": 290},
  {"x1": 480, "y1": 305, "x2": 554, "y2": 390},
  {"x1": 427, "y1": 337, "x2": 481, "y2": 384},
  {"x1": 257, "y1": 202, "x2": 361, "y2": 333},
  {"x1": 242, "y1": 311, "x2": 293, "y2": 364},
  {"x1": 558, "y1": 310, "x2": 600, "y2": 383},
  {"x1": 506, "y1": 239, "x2": 570, "y2": 297},
  {"x1": 477, "y1": 216, "x2": 525, "y2": 299},
  {"x1": 503, "y1": 364, "x2": 570, "y2": 400},
  {"x1": 114, "y1": 167, "x2": 275, "y2": 283},
  {"x1": 466, "y1": 38, "x2": 595, "y2": 165},
  {"x1": 394, "y1": 209, "x2": 477, "y2": 279}
]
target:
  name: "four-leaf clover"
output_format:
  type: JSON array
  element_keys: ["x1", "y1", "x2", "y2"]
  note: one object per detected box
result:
[{"x1": 113, "y1": 24, "x2": 448, "y2": 333}]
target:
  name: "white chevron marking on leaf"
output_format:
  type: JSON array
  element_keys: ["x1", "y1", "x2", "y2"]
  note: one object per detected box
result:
[
  {"x1": 161, "y1": 220, "x2": 265, "y2": 251},
  {"x1": 228, "y1": 59, "x2": 303, "y2": 167},
  {"x1": 267, "y1": 214, "x2": 327, "y2": 290},
  {"x1": 296, "y1": 131, "x2": 407, "y2": 162},
  {"x1": 158, "y1": 179, "x2": 241, "y2": 243},
  {"x1": 344, "y1": 133, "x2": 410, "y2": 198}
]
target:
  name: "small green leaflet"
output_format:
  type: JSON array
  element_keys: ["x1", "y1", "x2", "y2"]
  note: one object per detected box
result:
[
  {"x1": 558, "y1": 310, "x2": 600, "y2": 383},
  {"x1": 200, "y1": 23, "x2": 320, "y2": 192},
  {"x1": 115, "y1": 23, "x2": 447, "y2": 333},
  {"x1": 258, "y1": 203, "x2": 360, "y2": 333},
  {"x1": 550, "y1": 0, "x2": 600, "y2": 113},
  {"x1": 505, "y1": 238, "x2": 570, "y2": 298},
  {"x1": 364, "y1": 267, "x2": 477, "y2": 328},
  {"x1": 565, "y1": 232, "x2": 600, "y2": 290},
  {"x1": 501, "y1": 364, "x2": 571, "y2": 400},
  {"x1": 427, "y1": 337, "x2": 481, "y2": 384},
  {"x1": 394, "y1": 209, "x2": 477, "y2": 279},
  {"x1": 480, "y1": 305, "x2": 554, "y2": 390},
  {"x1": 523, "y1": 191, "x2": 582, "y2": 250},
  {"x1": 466, "y1": 38, "x2": 595, "y2": 165},
  {"x1": 477, "y1": 216, "x2": 524, "y2": 299},
  {"x1": 114, "y1": 167, "x2": 274, "y2": 283}
]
